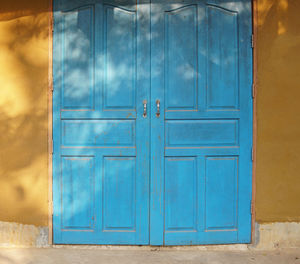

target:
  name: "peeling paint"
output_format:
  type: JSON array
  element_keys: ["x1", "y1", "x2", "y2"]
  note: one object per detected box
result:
[
  {"x1": 0, "y1": 221, "x2": 48, "y2": 248},
  {"x1": 251, "y1": 222, "x2": 300, "y2": 250},
  {"x1": 1, "y1": 221, "x2": 300, "y2": 250}
]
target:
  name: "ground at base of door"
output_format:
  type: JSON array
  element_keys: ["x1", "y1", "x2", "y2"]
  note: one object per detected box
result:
[{"x1": 0, "y1": 248, "x2": 300, "y2": 264}]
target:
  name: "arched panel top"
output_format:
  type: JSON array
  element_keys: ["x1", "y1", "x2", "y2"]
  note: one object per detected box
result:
[
  {"x1": 55, "y1": 0, "x2": 138, "y2": 12},
  {"x1": 206, "y1": 4, "x2": 238, "y2": 16},
  {"x1": 58, "y1": 5, "x2": 94, "y2": 14},
  {"x1": 206, "y1": 0, "x2": 251, "y2": 13},
  {"x1": 54, "y1": 0, "x2": 96, "y2": 12},
  {"x1": 166, "y1": 4, "x2": 197, "y2": 14},
  {"x1": 104, "y1": 4, "x2": 136, "y2": 15},
  {"x1": 103, "y1": 3, "x2": 137, "y2": 13}
]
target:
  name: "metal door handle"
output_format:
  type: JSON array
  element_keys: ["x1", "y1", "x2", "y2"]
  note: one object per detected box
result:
[
  {"x1": 143, "y1": 100, "x2": 147, "y2": 118},
  {"x1": 156, "y1": 99, "x2": 160, "y2": 118}
]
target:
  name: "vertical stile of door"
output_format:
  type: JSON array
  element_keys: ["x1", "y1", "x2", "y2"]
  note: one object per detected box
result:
[
  {"x1": 52, "y1": 0, "x2": 62, "y2": 242},
  {"x1": 150, "y1": 0, "x2": 165, "y2": 245}
]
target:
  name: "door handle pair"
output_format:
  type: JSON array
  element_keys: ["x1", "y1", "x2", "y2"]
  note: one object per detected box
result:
[{"x1": 142, "y1": 100, "x2": 160, "y2": 118}]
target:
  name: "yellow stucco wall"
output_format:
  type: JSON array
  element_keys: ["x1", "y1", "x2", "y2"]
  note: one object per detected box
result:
[
  {"x1": 0, "y1": 1, "x2": 50, "y2": 226},
  {"x1": 0, "y1": 0, "x2": 299, "y2": 227},
  {"x1": 256, "y1": 0, "x2": 300, "y2": 222}
]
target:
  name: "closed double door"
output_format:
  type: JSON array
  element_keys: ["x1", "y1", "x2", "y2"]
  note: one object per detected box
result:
[{"x1": 53, "y1": 0, "x2": 253, "y2": 245}]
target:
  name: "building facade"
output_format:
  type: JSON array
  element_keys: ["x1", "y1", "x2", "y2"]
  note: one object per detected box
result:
[{"x1": 0, "y1": 0, "x2": 299, "y2": 248}]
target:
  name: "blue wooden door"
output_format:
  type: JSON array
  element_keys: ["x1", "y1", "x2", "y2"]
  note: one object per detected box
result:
[
  {"x1": 53, "y1": 0, "x2": 151, "y2": 244},
  {"x1": 150, "y1": 0, "x2": 253, "y2": 245},
  {"x1": 53, "y1": 0, "x2": 252, "y2": 245}
]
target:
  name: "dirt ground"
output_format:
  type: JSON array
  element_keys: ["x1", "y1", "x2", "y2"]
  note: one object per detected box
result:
[{"x1": 0, "y1": 248, "x2": 299, "y2": 264}]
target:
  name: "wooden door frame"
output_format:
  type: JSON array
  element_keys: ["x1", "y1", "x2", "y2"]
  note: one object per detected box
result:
[
  {"x1": 251, "y1": 0, "x2": 258, "y2": 244},
  {"x1": 48, "y1": 0, "x2": 54, "y2": 245},
  {"x1": 47, "y1": 0, "x2": 258, "y2": 245}
]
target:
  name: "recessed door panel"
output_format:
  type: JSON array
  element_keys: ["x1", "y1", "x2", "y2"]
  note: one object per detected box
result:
[
  {"x1": 61, "y1": 156, "x2": 95, "y2": 230},
  {"x1": 207, "y1": 5, "x2": 239, "y2": 110},
  {"x1": 165, "y1": 5, "x2": 198, "y2": 110},
  {"x1": 165, "y1": 120, "x2": 239, "y2": 147},
  {"x1": 205, "y1": 156, "x2": 238, "y2": 231},
  {"x1": 165, "y1": 157, "x2": 197, "y2": 232},
  {"x1": 62, "y1": 6, "x2": 94, "y2": 110},
  {"x1": 61, "y1": 120, "x2": 136, "y2": 147},
  {"x1": 104, "y1": 6, "x2": 137, "y2": 110},
  {"x1": 103, "y1": 157, "x2": 136, "y2": 231}
]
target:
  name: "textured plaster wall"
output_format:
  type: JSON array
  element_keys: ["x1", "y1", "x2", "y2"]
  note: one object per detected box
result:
[
  {"x1": 256, "y1": 0, "x2": 300, "y2": 222},
  {"x1": 0, "y1": 1, "x2": 50, "y2": 226},
  {"x1": 0, "y1": 0, "x2": 299, "y2": 228}
]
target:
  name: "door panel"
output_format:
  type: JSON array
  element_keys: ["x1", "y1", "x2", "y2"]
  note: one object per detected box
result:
[
  {"x1": 104, "y1": 6, "x2": 136, "y2": 110},
  {"x1": 61, "y1": 6, "x2": 94, "y2": 110},
  {"x1": 165, "y1": 120, "x2": 239, "y2": 147},
  {"x1": 53, "y1": 0, "x2": 150, "y2": 244},
  {"x1": 207, "y1": 5, "x2": 239, "y2": 110},
  {"x1": 150, "y1": 0, "x2": 252, "y2": 245},
  {"x1": 165, "y1": 5, "x2": 198, "y2": 111},
  {"x1": 165, "y1": 157, "x2": 198, "y2": 232},
  {"x1": 61, "y1": 156, "x2": 95, "y2": 230},
  {"x1": 205, "y1": 156, "x2": 238, "y2": 231},
  {"x1": 103, "y1": 157, "x2": 136, "y2": 231},
  {"x1": 61, "y1": 120, "x2": 135, "y2": 147}
]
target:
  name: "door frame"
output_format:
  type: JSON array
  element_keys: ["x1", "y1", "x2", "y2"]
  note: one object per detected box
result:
[
  {"x1": 48, "y1": 0, "x2": 54, "y2": 245},
  {"x1": 47, "y1": 0, "x2": 258, "y2": 245}
]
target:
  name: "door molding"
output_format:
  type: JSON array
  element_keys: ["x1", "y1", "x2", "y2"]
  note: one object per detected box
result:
[
  {"x1": 47, "y1": 0, "x2": 258, "y2": 245},
  {"x1": 48, "y1": 0, "x2": 54, "y2": 245},
  {"x1": 251, "y1": 0, "x2": 258, "y2": 244}
]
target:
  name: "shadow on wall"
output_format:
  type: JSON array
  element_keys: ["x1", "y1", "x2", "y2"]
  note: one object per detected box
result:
[
  {"x1": 256, "y1": 0, "x2": 300, "y2": 222},
  {"x1": 0, "y1": 0, "x2": 300, "y2": 228},
  {"x1": 0, "y1": 0, "x2": 50, "y2": 226}
]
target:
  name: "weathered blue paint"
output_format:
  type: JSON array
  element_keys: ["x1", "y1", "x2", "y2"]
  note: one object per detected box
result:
[
  {"x1": 53, "y1": 0, "x2": 252, "y2": 245},
  {"x1": 53, "y1": 0, "x2": 151, "y2": 244},
  {"x1": 151, "y1": 0, "x2": 253, "y2": 245}
]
